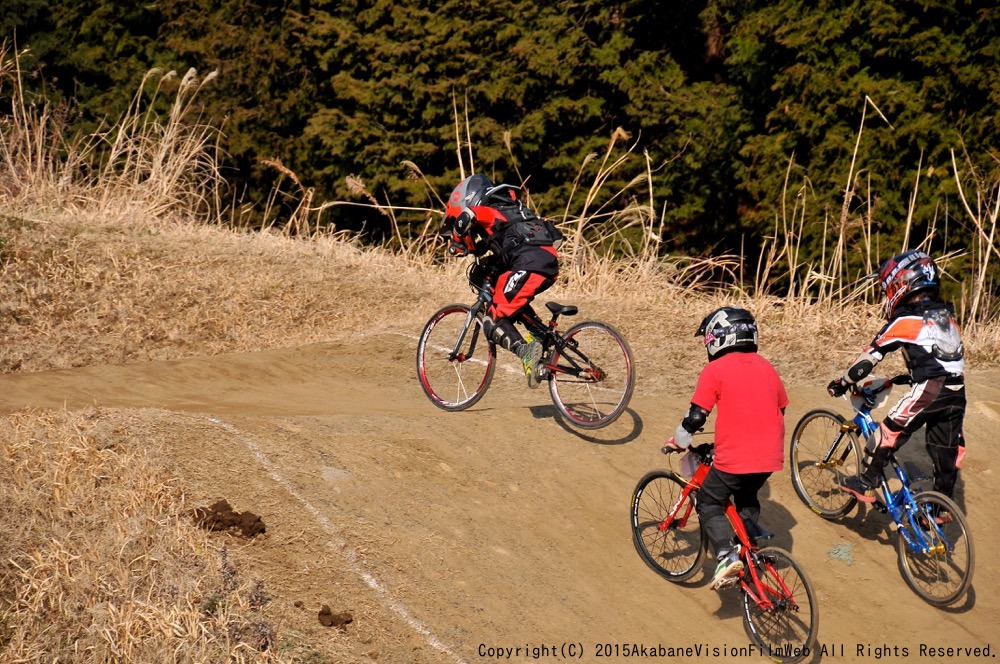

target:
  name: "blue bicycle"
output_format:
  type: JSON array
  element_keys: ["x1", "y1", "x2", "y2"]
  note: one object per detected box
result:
[{"x1": 789, "y1": 375, "x2": 974, "y2": 606}]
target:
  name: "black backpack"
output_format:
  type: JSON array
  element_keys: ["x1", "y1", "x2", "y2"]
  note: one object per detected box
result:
[
  {"x1": 510, "y1": 212, "x2": 563, "y2": 247},
  {"x1": 483, "y1": 185, "x2": 563, "y2": 249}
]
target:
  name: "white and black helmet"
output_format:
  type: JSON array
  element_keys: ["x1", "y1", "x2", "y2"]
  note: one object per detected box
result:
[{"x1": 696, "y1": 307, "x2": 758, "y2": 360}]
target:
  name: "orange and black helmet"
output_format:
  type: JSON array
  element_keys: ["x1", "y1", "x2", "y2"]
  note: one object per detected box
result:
[{"x1": 875, "y1": 250, "x2": 939, "y2": 319}]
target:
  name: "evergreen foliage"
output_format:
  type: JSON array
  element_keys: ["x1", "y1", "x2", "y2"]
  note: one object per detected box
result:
[{"x1": 6, "y1": 0, "x2": 1000, "y2": 267}]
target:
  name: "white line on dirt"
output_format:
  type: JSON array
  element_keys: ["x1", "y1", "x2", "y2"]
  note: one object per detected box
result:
[{"x1": 205, "y1": 416, "x2": 469, "y2": 664}]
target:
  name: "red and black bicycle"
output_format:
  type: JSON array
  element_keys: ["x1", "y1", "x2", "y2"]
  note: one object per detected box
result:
[
  {"x1": 631, "y1": 443, "x2": 818, "y2": 662},
  {"x1": 417, "y1": 258, "x2": 635, "y2": 429}
]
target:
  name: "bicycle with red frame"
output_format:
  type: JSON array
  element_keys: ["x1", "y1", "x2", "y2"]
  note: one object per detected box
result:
[
  {"x1": 416, "y1": 257, "x2": 635, "y2": 429},
  {"x1": 631, "y1": 442, "x2": 818, "y2": 663}
]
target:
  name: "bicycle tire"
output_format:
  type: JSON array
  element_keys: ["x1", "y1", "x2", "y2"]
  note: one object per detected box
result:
[
  {"x1": 548, "y1": 320, "x2": 635, "y2": 429},
  {"x1": 630, "y1": 470, "x2": 706, "y2": 582},
  {"x1": 416, "y1": 304, "x2": 496, "y2": 411},
  {"x1": 742, "y1": 547, "x2": 819, "y2": 664},
  {"x1": 789, "y1": 409, "x2": 861, "y2": 518},
  {"x1": 896, "y1": 491, "x2": 974, "y2": 607}
]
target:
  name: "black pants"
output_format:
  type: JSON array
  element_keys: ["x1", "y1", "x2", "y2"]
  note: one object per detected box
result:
[
  {"x1": 696, "y1": 467, "x2": 772, "y2": 558},
  {"x1": 883, "y1": 378, "x2": 966, "y2": 496}
]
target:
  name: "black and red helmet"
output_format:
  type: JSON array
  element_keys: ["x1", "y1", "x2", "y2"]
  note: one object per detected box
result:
[
  {"x1": 876, "y1": 250, "x2": 939, "y2": 318},
  {"x1": 445, "y1": 174, "x2": 520, "y2": 235},
  {"x1": 445, "y1": 174, "x2": 493, "y2": 235},
  {"x1": 696, "y1": 307, "x2": 758, "y2": 360}
]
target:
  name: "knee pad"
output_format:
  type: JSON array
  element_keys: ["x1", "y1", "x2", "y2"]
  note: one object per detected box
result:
[
  {"x1": 878, "y1": 421, "x2": 902, "y2": 448},
  {"x1": 481, "y1": 315, "x2": 496, "y2": 340},
  {"x1": 485, "y1": 317, "x2": 521, "y2": 352},
  {"x1": 696, "y1": 501, "x2": 727, "y2": 522}
]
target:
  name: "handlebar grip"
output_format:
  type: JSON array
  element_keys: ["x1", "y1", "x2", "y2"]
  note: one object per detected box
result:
[{"x1": 661, "y1": 438, "x2": 683, "y2": 455}]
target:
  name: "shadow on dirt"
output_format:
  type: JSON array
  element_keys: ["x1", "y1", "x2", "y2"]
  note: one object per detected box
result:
[{"x1": 529, "y1": 404, "x2": 644, "y2": 445}]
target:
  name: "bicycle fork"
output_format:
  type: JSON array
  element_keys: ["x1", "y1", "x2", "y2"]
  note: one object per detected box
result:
[
  {"x1": 449, "y1": 301, "x2": 486, "y2": 362},
  {"x1": 815, "y1": 424, "x2": 859, "y2": 469},
  {"x1": 740, "y1": 552, "x2": 800, "y2": 613}
]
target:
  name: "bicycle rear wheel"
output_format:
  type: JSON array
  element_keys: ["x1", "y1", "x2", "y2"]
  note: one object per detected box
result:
[
  {"x1": 548, "y1": 321, "x2": 635, "y2": 429},
  {"x1": 896, "y1": 491, "x2": 974, "y2": 606},
  {"x1": 742, "y1": 547, "x2": 818, "y2": 663},
  {"x1": 630, "y1": 470, "x2": 706, "y2": 582},
  {"x1": 789, "y1": 409, "x2": 861, "y2": 518},
  {"x1": 416, "y1": 304, "x2": 496, "y2": 411}
]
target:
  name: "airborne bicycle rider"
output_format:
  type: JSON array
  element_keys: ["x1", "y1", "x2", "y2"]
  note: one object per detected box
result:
[{"x1": 443, "y1": 174, "x2": 562, "y2": 388}]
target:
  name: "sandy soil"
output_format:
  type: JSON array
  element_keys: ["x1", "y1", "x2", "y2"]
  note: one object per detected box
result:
[{"x1": 1, "y1": 330, "x2": 997, "y2": 663}]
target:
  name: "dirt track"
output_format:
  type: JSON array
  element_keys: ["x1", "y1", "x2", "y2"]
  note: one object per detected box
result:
[{"x1": 1, "y1": 331, "x2": 998, "y2": 663}]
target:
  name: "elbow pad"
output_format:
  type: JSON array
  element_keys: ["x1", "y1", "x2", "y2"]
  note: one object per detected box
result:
[
  {"x1": 846, "y1": 351, "x2": 879, "y2": 384},
  {"x1": 680, "y1": 404, "x2": 710, "y2": 434}
]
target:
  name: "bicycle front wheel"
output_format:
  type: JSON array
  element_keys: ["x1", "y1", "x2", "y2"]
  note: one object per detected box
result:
[
  {"x1": 548, "y1": 321, "x2": 635, "y2": 429},
  {"x1": 789, "y1": 409, "x2": 861, "y2": 518},
  {"x1": 416, "y1": 304, "x2": 496, "y2": 411},
  {"x1": 742, "y1": 547, "x2": 818, "y2": 664},
  {"x1": 896, "y1": 491, "x2": 974, "y2": 607},
  {"x1": 630, "y1": 470, "x2": 706, "y2": 582}
]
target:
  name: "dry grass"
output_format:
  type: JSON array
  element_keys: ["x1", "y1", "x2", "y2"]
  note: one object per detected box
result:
[{"x1": 0, "y1": 408, "x2": 295, "y2": 662}]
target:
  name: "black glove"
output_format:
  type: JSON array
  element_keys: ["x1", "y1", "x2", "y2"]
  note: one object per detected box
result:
[{"x1": 827, "y1": 378, "x2": 848, "y2": 397}]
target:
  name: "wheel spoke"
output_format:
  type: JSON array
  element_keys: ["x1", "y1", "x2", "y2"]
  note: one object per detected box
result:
[
  {"x1": 897, "y1": 492, "x2": 974, "y2": 606},
  {"x1": 549, "y1": 322, "x2": 634, "y2": 429},
  {"x1": 630, "y1": 471, "x2": 705, "y2": 582},
  {"x1": 742, "y1": 548, "x2": 818, "y2": 662},
  {"x1": 789, "y1": 410, "x2": 860, "y2": 518},
  {"x1": 417, "y1": 305, "x2": 495, "y2": 411}
]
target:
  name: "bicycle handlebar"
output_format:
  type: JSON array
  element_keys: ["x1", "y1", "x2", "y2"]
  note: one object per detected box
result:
[
  {"x1": 851, "y1": 373, "x2": 911, "y2": 395},
  {"x1": 661, "y1": 442, "x2": 714, "y2": 460}
]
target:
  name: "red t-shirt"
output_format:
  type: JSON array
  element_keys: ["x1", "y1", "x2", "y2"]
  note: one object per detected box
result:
[{"x1": 690, "y1": 352, "x2": 788, "y2": 474}]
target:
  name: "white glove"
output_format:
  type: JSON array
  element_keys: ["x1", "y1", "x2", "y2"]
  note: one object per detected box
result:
[{"x1": 673, "y1": 425, "x2": 693, "y2": 449}]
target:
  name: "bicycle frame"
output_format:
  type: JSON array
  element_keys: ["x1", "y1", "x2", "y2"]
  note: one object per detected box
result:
[
  {"x1": 662, "y1": 450, "x2": 799, "y2": 613},
  {"x1": 840, "y1": 386, "x2": 954, "y2": 556},
  {"x1": 454, "y1": 275, "x2": 599, "y2": 384},
  {"x1": 517, "y1": 307, "x2": 603, "y2": 383}
]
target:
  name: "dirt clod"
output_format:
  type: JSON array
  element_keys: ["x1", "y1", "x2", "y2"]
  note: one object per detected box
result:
[
  {"x1": 318, "y1": 604, "x2": 353, "y2": 629},
  {"x1": 191, "y1": 499, "x2": 266, "y2": 538}
]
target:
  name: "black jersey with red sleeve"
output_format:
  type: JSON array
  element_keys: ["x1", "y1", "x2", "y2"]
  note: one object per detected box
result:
[{"x1": 448, "y1": 192, "x2": 559, "y2": 278}]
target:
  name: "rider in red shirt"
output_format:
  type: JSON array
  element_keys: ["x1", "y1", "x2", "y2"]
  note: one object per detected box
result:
[
  {"x1": 444, "y1": 174, "x2": 561, "y2": 387},
  {"x1": 664, "y1": 307, "x2": 788, "y2": 590}
]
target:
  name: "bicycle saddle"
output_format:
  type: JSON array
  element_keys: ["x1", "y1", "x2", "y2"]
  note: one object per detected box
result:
[{"x1": 546, "y1": 302, "x2": 578, "y2": 316}]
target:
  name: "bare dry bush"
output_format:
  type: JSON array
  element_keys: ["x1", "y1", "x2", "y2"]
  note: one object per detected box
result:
[
  {"x1": 0, "y1": 408, "x2": 294, "y2": 662},
  {"x1": 0, "y1": 45, "x2": 223, "y2": 225}
]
